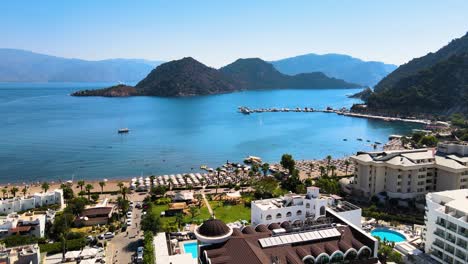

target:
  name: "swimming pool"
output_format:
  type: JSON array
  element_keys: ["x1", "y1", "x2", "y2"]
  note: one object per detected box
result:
[
  {"x1": 371, "y1": 229, "x2": 406, "y2": 243},
  {"x1": 183, "y1": 242, "x2": 198, "y2": 259}
]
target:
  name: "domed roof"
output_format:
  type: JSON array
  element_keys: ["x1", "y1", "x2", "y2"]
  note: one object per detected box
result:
[{"x1": 198, "y1": 219, "x2": 231, "y2": 237}]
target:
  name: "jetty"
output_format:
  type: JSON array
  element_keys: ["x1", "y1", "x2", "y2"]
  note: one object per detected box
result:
[{"x1": 237, "y1": 106, "x2": 431, "y2": 125}]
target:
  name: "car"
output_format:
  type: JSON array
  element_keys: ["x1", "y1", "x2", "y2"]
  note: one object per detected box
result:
[
  {"x1": 85, "y1": 235, "x2": 95, "y2": 243},
  {"x1": 129, "y1": 201, "x2": 134, "y2": 206},
  {"x1": 98, "y1": 232, "x2": 115, "y2": 240},
  {"x1": 126, "y1": 219, "x2": 132, "y2": 226},
  {"x1": 135, "y1": 202, "x2": 142, "y2": 209},
  {"x1": 126, "y1": 211, "x2": 133, "y2": 218},
  {"x1": 136, "y1": 246, "x2": 144, "y2": 263}
]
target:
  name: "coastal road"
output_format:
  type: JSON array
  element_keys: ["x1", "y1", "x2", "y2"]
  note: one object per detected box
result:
[{"x1": 107, "y1": 197, "x2": 144, "y2": 264}]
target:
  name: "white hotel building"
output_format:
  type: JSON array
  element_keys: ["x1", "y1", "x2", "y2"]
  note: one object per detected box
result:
[
  {"x1": 251, "y1": 187, "x2": 362, "y2": 227},
  {"x1": 423, "y1": 189, "x2": 468, "y2": 264},
  {"x1": 350, "y1": 142, "x2": 468, "y2": 201},
  {"x1": 0, "y1": 189, "x2": 64, "y2": 215}
]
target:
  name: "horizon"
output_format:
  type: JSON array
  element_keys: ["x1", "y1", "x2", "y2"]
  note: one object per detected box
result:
[{"x1": 2, "y1": 1, "x2": 468, "y2": 67}]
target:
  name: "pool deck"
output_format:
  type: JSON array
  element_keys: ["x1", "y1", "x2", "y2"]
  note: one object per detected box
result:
[
  {"x1": 370, "y1": 227, "x2": 412, "y2": 243},
  {"x1": 179, "y1": 240, "x2": 198, "y2": 257}
]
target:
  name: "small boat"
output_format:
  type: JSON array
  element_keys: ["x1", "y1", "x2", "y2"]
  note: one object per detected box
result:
[
  {"x1": 118, "y1": 128, "x2": 130, "y2": 134},
  {"x1": 366, "y1": 140, "x2": 371, "y2": 142},
  {"x1": 200, "y1": 165, "x2": 207, "y2": 170},
  {"x1": 375, "y1": 141, "x2": 382, "y2": 145},
  {"x1": 357, "y1": 138, "x2": 363, "y2": 141},
  {"x1": 343, "y1": 139, "x2": 347, "y2": 141}
]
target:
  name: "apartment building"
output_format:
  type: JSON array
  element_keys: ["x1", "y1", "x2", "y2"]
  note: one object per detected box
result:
[
  {"x1": 0, "y1": 189, "x2": 64, "y2": 215},
  {"x1": 423, "y1": 189, "x2": 468, "y2": 264},
  {"x1": 350, "y1": 143, "x2": 468, "y2": 200}
]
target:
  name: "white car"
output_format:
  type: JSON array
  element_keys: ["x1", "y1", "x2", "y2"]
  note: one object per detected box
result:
[
  {"x1": 136, "y1": 246, "x2": 144, "y2": 263},
  {"x1": 98, "y1": 232, "x2": 115, "y2": 240},
  {"x1": 126, "y1": 219, "x2": 132, "y2": 226},
  {"x1": 126, "y1": 211, "x2": 132, "y2": 218}
]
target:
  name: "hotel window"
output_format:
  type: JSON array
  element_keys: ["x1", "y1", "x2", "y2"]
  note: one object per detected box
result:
[
  {"x1": 266, "y1": 215, "x2": 272, "y2": 220},
  {"x1": 306, "y1": 203, "x2": 310, "y2": 209},
  {"x1": 296, "y1": 210, "x2": 302, "y2": 216},
  {"x1": 276, "y1": 213, "x2": 282, "y2": 219},
  {"x1": 286, "y1": 212, "x2": 292, "y2": 217}
]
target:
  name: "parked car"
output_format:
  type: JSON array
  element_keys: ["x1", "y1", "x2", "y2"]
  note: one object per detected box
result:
[
  {"x1": 126, "y1": 211, "x2": 133, "y2": 218},
  {"x1": 126, "y1": 219, "x2": 132, "y2": 226},
  {"x1": 98, "y1": 232, "x2": 115, "y2": 240},
  {"x1": 136, "y1": 246, "x2": 144, "y2": 263},
  {"x1": 135, "y1": 202, "x2": 142, "y2": 209},
  {"x1": 85, "y1": 235, "x2": 95, "y2": 243}
]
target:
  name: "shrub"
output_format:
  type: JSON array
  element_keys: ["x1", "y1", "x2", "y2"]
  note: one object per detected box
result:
[{"x1": 39, "y1": 238, "x2": 85, "y2": 254}]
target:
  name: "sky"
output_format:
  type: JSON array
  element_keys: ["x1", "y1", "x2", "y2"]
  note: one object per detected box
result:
[{"x1": 1, "y1": 0, "x2": 468, "y2": 67}]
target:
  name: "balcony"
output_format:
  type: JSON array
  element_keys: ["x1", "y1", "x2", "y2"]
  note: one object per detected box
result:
[
  {"x1": 455, "y1": 251, "x2": 466, "y2": 262},
  {"x1": 433, "y1": 240, "x2": 445, "y2": 249},
  {"x1": 434, "y1": 229, "x2": 445, "y2": 238},
  {"x1": 445, "y1": 246, "x2": 455, "y2": 254},
  {"x1": 447, "y1": 224, "x2": 457, "y2": 233},
  {"x1": 436, "y1": 221, "x2": 446, "y2": 228},
  {"x1": 447, "y1": 236, "x2": 456, "y2": 244},
  {"x1": 456, "y1": 239, "x2": 467, "y2": 249}
]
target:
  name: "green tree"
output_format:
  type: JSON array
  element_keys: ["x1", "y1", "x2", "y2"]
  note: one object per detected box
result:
[
  {"x1": 121, "y1": 186, "x2": 129, "y2": 200},
  {"x1": 10, "y1": 186, "x2": 19, "y2": 197},
  {"x1": 141, "y1": 204, "x2": 162, "y2": 233},
  {"x1": 174, "y1": 213, "x2": 184, "y2": 229},
  {"x1": 253, "y1": 177, "x2": 279, "y2": 199},
  {"x1": 143, "y1": 231, "x2": 155, "y2": 264},
  {"x1": 117, "y1": 181, "x2": 124, "y2": 193},
  {"x1": 344, "y1": 160, "x2": 351, "y2": 176},
  {"x1": 21, "y1": 186, "x2": 28, "y2": 197},
  {"x1": 419, "y1": 135, "x2": 438, "y2": 147},
  {"x1": 326, "y1": 155, "x2": 332, "y2": 175},
  {"x1": 319, "y1": 166, "x2": 326, "y2": 177},
  {"x1": 261, "y1": 163, "x2": 270, "y2": 176},
  {"x1": 188, "y1": 205, "x2": 199, "y2": 219},
  {"x1": 84, "y1": 184, "x2": 93, "y2": 200},
  {"x1": 77, "y1": 180, "x2": 85, "y2": 192},
  {"x1": 280, "y1": 154, "x2": 296, "y2": 173},
  {"x1": 91, "y1": 193, "x2": 100, "y2": 203},
  {"x1": 41, "y1": 182, "x2": 50, "y2": 193},
  {"x1": 98, "y1": 181, "x2": 106, "y2": 194},
  {"x1": 65, "y1": 197, "x2": 88, "y2": 216},
  {"x1": 2, "y1": 187, "x2": 8, "y2": 198},
  {"x1": 329, "y1": 165, "x2": 337, "y2": 177}
]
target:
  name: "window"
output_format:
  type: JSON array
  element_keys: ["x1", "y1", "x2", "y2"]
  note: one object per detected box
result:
[
  {"x1": 286, "y1": 212, "x2": 292, "y2": 217},
  {"x1": 297, "y1": 210, "x2": 302, "y2": 216},
  {"x1": 306, "y1": 203, "x2": 310, "y2": 209},
  {"x1": 266, "y1": 215, "x2": 272, "y2": 220},
  {"x1": 276, "y1": 213, "x2": 282, "y2": 219},
  {"x1": 319, "y1": 206, "x2": 326, "y2": 215}
]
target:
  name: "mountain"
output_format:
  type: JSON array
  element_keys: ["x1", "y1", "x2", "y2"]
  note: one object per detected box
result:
[
  {"x1": 364, "y1": 32, "x2": 468, "y2": 116},
  {"x1": 136, "y1": 57, "x2": 238, "y2": 96},
  {"x1": 271, "y1": 53, "x2": 397, "y2": 87},
  {"x1": 0, "y1": 49, "x2": 163, "y2": 82},
  {"x1": 73, "y1": 57, "x2": 361, "y2": 97}
]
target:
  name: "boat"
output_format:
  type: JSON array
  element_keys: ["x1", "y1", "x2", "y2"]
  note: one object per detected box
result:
[
  {"x1": 357, "y1": 138, "x2": 363, "y2": 141},
  {"x1": 366, "y1": 140, "x2": 371, "y2": 142},
  {"x1": 244, "y1": 156, "x2": 262, "y2": 164},
  {"x1": 118, "y1": 128, "x2": 130, "y2": 134},
  {"x1": 200, "y1": 165, "x2": 207, "y2": 170},
  {"x1": 375, "y1": 141, "x2": 382, "y2": 145},
  {"x1": 343, "y1": 139, "x2": 347, "y2": 141}
]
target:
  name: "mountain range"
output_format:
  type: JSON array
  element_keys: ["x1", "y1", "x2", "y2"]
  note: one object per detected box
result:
[
  {"x1": 271, "y1": 53, "x2": 397, "y2": 87},
  {"x1": 361, "y1": 31, "x2": 468, "y2": 116},
  {"x1": 72, "y1": 57, "x2": 361, "y2": 97},
  {"x1": 0, "y1": 49, "x2": 163, "y2": 82}
]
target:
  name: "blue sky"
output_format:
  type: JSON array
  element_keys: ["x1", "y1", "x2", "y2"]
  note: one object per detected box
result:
[{"x1": 1, "y1": 0, "x2": 468, "y2": 67}]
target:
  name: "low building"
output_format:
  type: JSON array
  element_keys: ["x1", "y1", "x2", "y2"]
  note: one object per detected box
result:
[
  {"x1": 195, "y1": 210, "x2": 378, "y2": 264},
  {"x1": 164, "y1": 202, "x2": 186, "y2": 217},
  {"x1": 423, "y1": 189, "x2": 467, "y2": 264},
  {"x1": 75, "y1": 199, "x2": 114, "y2": 226},
  {"x1": 0, "y1": 244, "x2": 40, "y2": 264},
  {"x1": 0, "y1": 189, "x2": 64, "y2": 215},
  {"x1": 350, "y1": 144, "x2": 468, "y2": 201},
  {"x1": 173, "y1": 191, "x2": 194, "y2": 202},
  {"x1": 153, "y1": 232, "x2": 196, "y2": 264},
  {"x1": 0, "y1": 212, "x2": 46, "y2": 238},
  {"x1": 251, "y1": 187, "x2": 362, "y2": 227}
]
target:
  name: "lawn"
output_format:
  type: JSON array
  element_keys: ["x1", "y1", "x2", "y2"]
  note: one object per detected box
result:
[
  {"x1": 209, "y1": 201, "x2": 251, "y2": 223},
  {"x1": 151, "y1": 203, "x2": 211, "y2": 230}
]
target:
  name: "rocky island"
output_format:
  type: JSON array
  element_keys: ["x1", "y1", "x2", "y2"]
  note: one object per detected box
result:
[{"x1": 72, "y1": 57, "x2": 361, "y2": 97}]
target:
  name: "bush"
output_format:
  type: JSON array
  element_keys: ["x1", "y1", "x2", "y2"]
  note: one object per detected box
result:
[
  {"x1": 39, "y1": 238, "x2": 86, "y2": 254},
  {"x1": 143, "y1": 231, "x2": 155, "y2": 264},
  {"x1": 1, "y1": 235, "x2": 38, "y2": 247},
  {"x1": 155, "y1": 197, "x2": 171, "y2": 205}
]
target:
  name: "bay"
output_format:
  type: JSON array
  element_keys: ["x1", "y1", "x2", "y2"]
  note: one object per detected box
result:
[{"x1": 0, "y1": 83, "x2": 419, "y2": 183}]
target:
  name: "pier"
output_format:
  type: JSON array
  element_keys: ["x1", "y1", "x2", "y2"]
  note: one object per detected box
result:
[{"x1": 237, "y1": 106, "x2": 431, "y2": 125}]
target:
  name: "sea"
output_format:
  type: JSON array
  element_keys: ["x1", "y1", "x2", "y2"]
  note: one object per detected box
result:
[{"x1": 0, "y1": 82, "x2": 420, "y2": 183}]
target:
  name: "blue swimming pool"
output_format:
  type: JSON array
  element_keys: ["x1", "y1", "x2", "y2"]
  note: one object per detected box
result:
[
  {"x1": 183, "y1": 242, "x2": 198, "y2": 259},
  {"x1": 371, "y1": 229, "x2": 406, "y2": 243}
]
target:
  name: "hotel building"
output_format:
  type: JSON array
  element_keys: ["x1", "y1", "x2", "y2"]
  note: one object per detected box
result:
[
  {"x1": 423, "y1": 189, "x2": 468, "y2": 264},
  {"x1": 0, "y1": 189, "x2": 64, "y2": 215},
  {"x1": 350, "y1": 142, "x2": 468, "y2": 200}
]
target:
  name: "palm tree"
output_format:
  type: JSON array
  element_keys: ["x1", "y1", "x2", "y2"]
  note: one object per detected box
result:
[
  {"x1": 2, "y1": 187, "x2": 8, "y2": 199},
  {"x1": 326, "y1": 155, "x2": 332, "y2": 175},
  {"x1": 22, "y1": 186, "x2": 28, "y2": 197},
  {"x1": 319, "y1": 166, "x2": 326, "y2": 177},
  {"x1": 98, "y1": 181, "x2": 106, "y2": 194},
  {"x1": 215, "y1": 167, "x2": 221, "y2": 195},
  {"x1": 77, "y1": 180, "x2": 85, "y2": 192},
  {"x1": 344, "y1": 160, "x2": 351, "y2": 176},
  {"x1": 41, "y1": 182, "x2": 50, "y2": 193},
  {"x1": 117, "y1": 181, "x2": 124, "y2": 193},
  {"x1": 261, "y1": 163, "x2": 270, "y2": 176},
  {"x1": 150, "y1": 175, "x2": 155, "y2": 189},
  {"x1": 121, "y1": 186, "x2": 129, "y2": 201},
  {"x1": 10, "y1": 187, "x2": 19, "y2": 197},
  {"x1": 85, "y1": 184, "x2": 93, "y2": 200},
  {"x1": 330, "y1": 165, "x2": 337, "y2": 177}
]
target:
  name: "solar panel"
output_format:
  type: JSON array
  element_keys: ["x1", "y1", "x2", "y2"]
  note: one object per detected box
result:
[{"x1": 259, "y1": 228, "x2": 341, "y2": 248}]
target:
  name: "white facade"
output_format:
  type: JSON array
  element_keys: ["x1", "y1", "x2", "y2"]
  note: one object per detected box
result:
[
  {"x1": 350, "y1": 147, "x2": 468, "y2": 200},
  {"x1": 251, "y1": 187, "x2": 362, "y2": 227},
  {"x1": 0, "y1": 189, "x2": 64, "y2": 215},
  {"x1": 0, "y1": 212, "x2": 46, "y2": 238},
  {"x1": 423, "y1": 189, "x2": 468, "y2": 264}
]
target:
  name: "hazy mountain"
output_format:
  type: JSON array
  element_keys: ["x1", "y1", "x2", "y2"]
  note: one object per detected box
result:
[
  {"x1": 0, "y1": 49, "x2": 163, "y2": 82},
  {"x1": 271, "y1": 53, "x2": 397, "y2": 86},
  {"x1": 364, "y1": 32, "x2": 468, "y2": 115},
  {"x1": 73, "y1": 57, "x2": 360, "y2": 97}
]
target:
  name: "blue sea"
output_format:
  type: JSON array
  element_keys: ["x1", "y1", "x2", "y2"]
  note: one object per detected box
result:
[{"x1": 0, "y1": 83, "x2": 419, "y2": 183}]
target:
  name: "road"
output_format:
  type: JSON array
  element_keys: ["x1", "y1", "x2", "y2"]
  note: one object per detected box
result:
[{"x1": 106, "y1": 197, "x2": 144, "y2": 264}]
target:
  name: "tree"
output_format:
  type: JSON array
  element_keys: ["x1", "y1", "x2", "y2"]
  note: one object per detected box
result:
[
  {"x1": 253, "y1": 177, "x2": 279, "y2": 199},
  {"x1": 143, "y1": 231, "x2": 155, "y2": 264},
  {"x1": 329, "y1": 165, "x2": 337, "y2": 177},
  {"x1": 61, "y1": 185, "x2": 74, "y2": 201},
  {"x1": 281, "y1": 170, "x2": 302, "y2": 193},
  {"x1": 117, "y1": 181, "x2": 124, "y2": 193},
  {"x1": 2, "y1": 187, "x2": 8, "y2": 198},
  {"x1": 280, "y1": 154, "x2": 295, "y2": 173},
  {"x1": 188, "y1": 205, "x2": 199, "y2": 219},
  {"x1": 174, "y1": 213, "x2": 183, "y2": 229},
  {"x1": 21, "y1": 186, "x2": 28, "y2": 197},
  {"x1": 41, "y1": 182, "x2": 50, "y2": 193},
  {"x1": 10, "y1": 187, "x2": 19, "y2": 197},
  {"x1": 261, "y1": 163, "x2": 270, "y2": 176},
  {"x1": 65, "y1": 197, "x2": 88, "y2": 216},
  {"x1": 419, "y1": 135, "x2": 438, "y2": 147},
  {"x1": 344, "y1": 160, "x2": 351, "y2": 176},
  {"x1": 77, "y1": 180, "x2": 85, "y2": 192},
  {"x1": 121, "y1": 186, "x2": 129, "y2": 200},
  {"x1": 326, "y1": 155, "x2": 332, "y2": 175},
  {"x1": 116, "y1": 196, "x2": 130, "y2": 219},
  {"x1": 84, "y1": 184, "x2": 93, "y2": 200},
  {"x1": 91, "y1": 193, "x2": 100, "y2": 203},
  {"x1": 98, "y1": 181, "x2": 106, "y2": 194},
  {"x1": 149, "y1": 175, "x2": 155, "y2": 189},
  {"x1": 151, "y1": 185, "x2": 167, "y2": 197},
  {"x1": 319, "y1": 166, "x2": 326, "y2": 177},
  {"x1": 49, "y1": 212, "x2": 74, "y2": 240},
  {"x1": 141, "y1": 204, "x2": 162, "y2": 233}
]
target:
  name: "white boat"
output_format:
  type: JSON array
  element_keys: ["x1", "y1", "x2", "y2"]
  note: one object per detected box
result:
[{"x1": 118, "y1": 128, "x2": 130, "y2": 134}]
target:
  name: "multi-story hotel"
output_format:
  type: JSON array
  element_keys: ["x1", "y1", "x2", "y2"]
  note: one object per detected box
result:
[
  {"x1": 350, "y1": 142, "x2": 468, "y2": 200},
  {"x1": 423, "y1": 189, "x2": 468, "y2": 264}
]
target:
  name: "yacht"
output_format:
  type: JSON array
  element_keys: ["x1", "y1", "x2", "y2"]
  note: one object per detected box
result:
[{"x1": 118, "y1": 128, "x2": 130, "y2": 134}]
